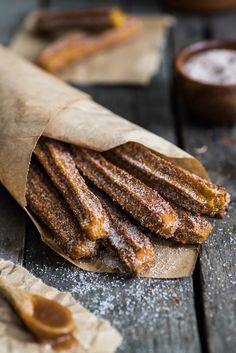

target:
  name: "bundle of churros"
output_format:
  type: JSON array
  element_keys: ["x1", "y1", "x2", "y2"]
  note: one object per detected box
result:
[
  {"x1": 34, "y1": 7, "x2": 142, "y2": 73},
  {"x1": 26, "y1": 138, "x2": 230, "y2": 276}
]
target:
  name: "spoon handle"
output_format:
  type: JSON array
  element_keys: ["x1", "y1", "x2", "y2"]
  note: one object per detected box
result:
[{"x1": 0, "y1": 277, "x2": 33, "y2": 315}]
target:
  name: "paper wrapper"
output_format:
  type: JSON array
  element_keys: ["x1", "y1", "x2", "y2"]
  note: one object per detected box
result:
[
  {"x1": 10, "y1": 10, "x2": 175, "y2": 85},
  {"x1": 0, "y1": 46, "x2": 208, "y2": 278},
  {"x1": 0, "y1": 260, "x2": 122, "y2": 353}
]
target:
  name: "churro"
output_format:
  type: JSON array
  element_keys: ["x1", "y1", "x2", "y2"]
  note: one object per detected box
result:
[
  {"x1": 172, "y1": 205, "x2": 213, "y2": 244},
  {"x1": 92, "y1": 187, "x2": 155, "y2": 275},
  {"x1": 71, "y1": 147, "x2": 178, "y2": 238},
  {"x1": 26, "y1": 161, "x2": 97, "y2": 260},
  {"x1": 37, "y1": 17, "x2": 142, "y2": 73},
  {"x1": 104, "y1": 142, "x2": 230, "y2": 217},
  {"x1": 34, "y1": 7, "x2": 126, "y2": 33},
  {"x1": 34, "y1": 138, "x2": 109, "y2": 240}
]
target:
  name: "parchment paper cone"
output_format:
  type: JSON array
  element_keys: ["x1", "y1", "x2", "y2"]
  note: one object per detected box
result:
[{"x1": 0, "y1": 46, "x2": 207, "y2": 278}]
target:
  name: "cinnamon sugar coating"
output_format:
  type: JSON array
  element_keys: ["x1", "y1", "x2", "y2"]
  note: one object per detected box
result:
[
  {"x1": 92, "y1": 187, "x2": 155, "y2": 275},
  {"x1": 34, "y1": 138, "x2": 109, "y2": 240},
  {"x1": 71, "y1": 147, "x2": 178, "y2": 238},
  {"x1": 26, "y1": 137, "x2": 227, "y2": 274},
  {"x1": 26, "y1": 161, "x2": 97, "y2": 260},
  {"x1": 104, "y1": 142, "x2": 230, "y2": 218},
  {"x1": 172, "y1": 205, "x2": 213, "y2": 244}
]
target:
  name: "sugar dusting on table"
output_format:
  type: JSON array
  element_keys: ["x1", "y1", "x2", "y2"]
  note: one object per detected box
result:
[
  {"x1": 26, "y1": 252, "x2": 194, "y2": 352},
  {"x1": 25, "y1": 201, "x2": 236, "y2": 352}
]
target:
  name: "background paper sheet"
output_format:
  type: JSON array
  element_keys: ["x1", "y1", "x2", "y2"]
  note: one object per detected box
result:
[{"x1": 10, "y1": 11, "x2": 175, "y2": 85}]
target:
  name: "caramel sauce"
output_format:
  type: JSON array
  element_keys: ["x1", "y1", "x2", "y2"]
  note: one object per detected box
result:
[
  {"x1": 33, "y1": 295, "x2": 70, "y2": 327},
  {"x1": 30, "y1": 295, "x2": 79, "y2": 350}
]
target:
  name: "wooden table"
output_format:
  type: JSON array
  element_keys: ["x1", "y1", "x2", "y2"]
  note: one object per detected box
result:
[{"x1": 0, "y1": 1, "x2": 235, "y2": 352}]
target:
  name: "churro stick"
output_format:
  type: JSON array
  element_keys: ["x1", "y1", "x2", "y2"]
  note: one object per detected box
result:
[
  {"x1": 33, "y1": 7, "x2": 126, "y2": 34},
  {"x1": 37, "y1": 17, "x2": 142, "y2": 73},
  {"x1": 91, "y1": 187, "x2": 155, "y2": 275},
  {"x1": 71, "y1": 147, "x2": 178, "y2": 238},
  {"x1": 172, "y1": 205, "x2": 213, "y2": 244},
  {"x1": 26, "y1": 161, "x2": 97, "y2": 260},
  {"x1": 104, "y1": 142, "x2": 230, "y2": 218},
  {"x1": 34, "y1": 138, "x2": 109, "y2": 240}
]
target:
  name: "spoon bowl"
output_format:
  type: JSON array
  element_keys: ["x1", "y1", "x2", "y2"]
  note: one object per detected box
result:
[
  {"x1": 0, "y1": 277, "x2": 78, "y2": 349},
  {"x1": 21, "y1": 294, "x2": 75, "y2": 340}
]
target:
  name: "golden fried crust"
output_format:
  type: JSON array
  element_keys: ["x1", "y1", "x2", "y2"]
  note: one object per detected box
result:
[
  {"x1": 34, "y1": 138, "x2": 109, "y2": 240},
  {"x1": 92, "y1": 187, "x2": 155, "y2": 275},
  {"x1": 26, "y1": 161, "x2": 97, "y2": 260},
  {"x1": 34, "y1": 7, "x2": 126, "y2": 34},
  {"x1": 104, "y1": 142, "x2": 230, "y2": 218},
  {"x1": 71, "y1": 147, "x2": 178, "y2": 238},
  {"x1": 172, "y1": 205, "x2": 213, "y2": 244},
  {"x1": 37, "y1": 17, "x2": 142, "y2": 73}
]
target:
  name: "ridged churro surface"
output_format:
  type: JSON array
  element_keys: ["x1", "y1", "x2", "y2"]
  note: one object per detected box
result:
[
  {"x1": 26, "y1": 137, "x2": 229, "y2": 275},
  {"x1": 26, "y1": 161, "x2": 97, "y2": 260},
  {"x1": 172, "y1": 205, "x2": 213, "y2": 244},
  {"x1": 105, "y1": 142, "x2": 230, "y2": 217},
  {"x1": 34, "y1": 138, "x2": 109, "y2": 240},
  {"x1": 92, "y1": 187, "x2": 155, "y2": 275},
  {"x1": 71, "y1": 147, "x2": 178, "y2": 238}
]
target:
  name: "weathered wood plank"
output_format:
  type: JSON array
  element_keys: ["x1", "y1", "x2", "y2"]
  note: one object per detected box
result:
[
  {"x1": 184, "y1": 125, "x2": 236, "y2": 353},
  {"x1": 0, "y1": 0, "x2": 36, "y2": 264},
  {"x1": 197, "y1": 13, "x2": 236, "y2": 353},
  {"x1": 21, "y1": 2, "x2": 201, "y2": 353},
  {"x1": 173, "y1": 12, "x2": 236, "y2": 353},
  {"x1": 0, "y1": 0, "x2": 36, "y2": 45},
  {"x1": 0, "y1": 186, "x2": 26, "y2": 264},
  {"x1": 211, "y1": 11, "x2": 236, "y2": 40}
]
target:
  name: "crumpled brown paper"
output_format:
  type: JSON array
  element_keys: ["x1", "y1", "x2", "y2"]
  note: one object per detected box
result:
[
  {"x1": 10, "y1": 10, "x2": 175, "y2": 85},
  {"x1": 0, "y1": 46, "x2": 208, "y2": 278},
  {"x1": 0, "y1": 260, "x2": 122, "y2": 353}
]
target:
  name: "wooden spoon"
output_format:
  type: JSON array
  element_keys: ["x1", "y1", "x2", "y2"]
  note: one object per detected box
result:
[{"x1": 0, "y1": 276, "x2": 78, "y2": 350}]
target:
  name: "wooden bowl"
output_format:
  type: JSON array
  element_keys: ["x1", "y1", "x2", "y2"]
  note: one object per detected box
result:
[
  {"x1": 164, "y1": 0, "x2": 236, "y2": 13},
  {"x1": 174, "y1": 40, "x2": 236, "y2": 124}
]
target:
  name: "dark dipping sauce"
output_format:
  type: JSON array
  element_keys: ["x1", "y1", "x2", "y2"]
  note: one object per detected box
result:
[
  {"x1": 33, "y1": 295, "x2": 70, "y2": 327},
  {"x1": 32, "y1": 295, "x2": 79, "y2": 350}
]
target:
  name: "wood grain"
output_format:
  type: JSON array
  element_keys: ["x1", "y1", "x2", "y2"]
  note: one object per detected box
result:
[
  {"x1": 0, "y1": 185, "x2": 26, "y2": 264},
  {"x1": 185, "y1": 125, "x2": 236, "y2": 353},
  {"x1": 0, "y1": 0, "x2": 36, "y2": 44},
  {"x1": 173, "y1": 13, "x2": 236, "y2": 353},
  {"x1": 0, "y1": 0, "x2": 37, "y2": 264}
]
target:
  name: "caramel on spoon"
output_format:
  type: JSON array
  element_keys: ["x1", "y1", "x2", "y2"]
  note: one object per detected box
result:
[{"x1": 0, "y1": 277, "x2": 78, "y2": 350}]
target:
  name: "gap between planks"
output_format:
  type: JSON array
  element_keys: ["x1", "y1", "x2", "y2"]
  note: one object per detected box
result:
[{"x1": 172, "y1": 11, "x2": 236, "y2": 353}]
